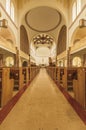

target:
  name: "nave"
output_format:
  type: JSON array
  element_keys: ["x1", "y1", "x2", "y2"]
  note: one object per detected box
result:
[{"x1": 0, "y1": 69, "x2": 86, "y2": 130}]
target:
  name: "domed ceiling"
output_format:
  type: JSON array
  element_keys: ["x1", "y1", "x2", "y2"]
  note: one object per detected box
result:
[
  {"x1": 25, "y1": 6, "x2": 62, "y2": 65},
  {"x1": 25, "y1": 6, "x2": 61, "y2": 32}
]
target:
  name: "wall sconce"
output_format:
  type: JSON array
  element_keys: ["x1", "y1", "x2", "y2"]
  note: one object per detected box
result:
[
  {"x1": 0, "y1": 19, "x2": 8, "y2": 28},
  {"x1": 79, "y1": 19, "x2": 86, "y2": 28}
]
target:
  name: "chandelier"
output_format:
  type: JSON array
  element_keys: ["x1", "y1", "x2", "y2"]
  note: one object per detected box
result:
[{"x1": 33, "y1": 34, "x2": 54, "y2": 45}]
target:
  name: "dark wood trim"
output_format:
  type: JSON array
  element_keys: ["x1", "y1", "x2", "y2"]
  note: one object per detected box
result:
[
  {"x1": 0, "y1": 2, "x2": 18, "y2": 30},
  {"x1": 69, "y1": 4, "x2": 86, "y2": 30}
]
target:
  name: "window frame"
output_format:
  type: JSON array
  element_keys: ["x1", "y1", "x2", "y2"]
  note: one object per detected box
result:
[
  {"x1": 6, "y1": 0, "x2": 11, "y2": 15},
  {"x1": 11, "y1": 2, "x2": 15, "y2": 21},
  {"x1": 77, "y1": 0, "x2": 81, "y2": 15},
  {"x1": 72, "y1": 1, "x2": 77, "y2": 22},
  {"x1": 6, "y1": 0, "x2": 15, "y2": 22},
  {"x1": 72, "y1": 0, "x2": 81, "y2": 22}
]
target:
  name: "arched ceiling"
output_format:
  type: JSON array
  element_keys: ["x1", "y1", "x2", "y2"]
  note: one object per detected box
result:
[
  {"x1": 17, "y1": 0, "x2": 68, "y2": 64},
  {"x1": 18, "y1": 0, "x2": 69, "y2": 22},
  {"x1": 25, "y1": 6, "x2": 61, "y2": 32},
  {"x1": 0, "y1": 27, "x2": 16, "y2": 44},
  {"x1": 71, "y1": 27, "x2": 86, "y2": 45},
  {"x1": 18, "y1": 0, "x2": 67, "y2": 44}
]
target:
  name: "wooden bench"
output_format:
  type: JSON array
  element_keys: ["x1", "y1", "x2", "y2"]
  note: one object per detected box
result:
[
  {"x1": 62, "y1": 67, "x2": 77, "y2": 90},
  {"x1": 57, "y1": 67, "x2": 64, "y2": 84},
  {"x1": 10, "y1": 67, "x2": 24, "y2": 90},
  {"x1": 73, "y1": 67, "x2": 86, "y2": 108},
  {"x1": 0, "y1": 68, "x2": 14, "y2": 107},
  {"x1": 22, "y1": 67, "x2": 29, "y2": 84},
  {"x1": 29, "y1": 67, "x2": 38, "y2": 81}
]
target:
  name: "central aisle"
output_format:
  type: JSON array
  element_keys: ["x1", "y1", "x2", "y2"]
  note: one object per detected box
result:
[{"x1": 0, "y1": 69, "x2": 86, "y2": 130}]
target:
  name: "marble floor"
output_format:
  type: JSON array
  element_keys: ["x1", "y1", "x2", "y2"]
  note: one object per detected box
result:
[{"x1": 0, "y1": 69, "x2": 86, "y2": 130}]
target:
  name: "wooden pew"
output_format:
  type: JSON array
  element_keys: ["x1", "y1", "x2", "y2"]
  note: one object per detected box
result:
[
  {"x1": 22, "y1": 67, "x2": 29, "y2": 84},
  {"x1": 46, "y1": 66, "x2": 57, "y2": 81},
  {"x1": 10, "y1": 67, "x2": 24, "y2": 90},
  {"x1": 73, "y1": 67, "x2": 86, "y2": 108},
  {"x1": 57, "y1": 67, "x2": 64, "y2": 84},
  {"x1": 52, "y1": 67, "x2": 56, "y2": 81},
  {"x1": 28, "y1": 66, "x2": 36, "y2": 81},
  {"x1": 0, "y1": 68, "x2": 14, "y2": 107},
  {"x1": 28, "y1": 67, "x2": 30, "y2": 82},
  {"x1": 62, "y1": 67, "x2": 77, "y2": 90},
  {"x1": 56, "y1": 67, "x2": 58, "y2": 81},
  {"x1": 30, "y1": 66, "x2": 40, "y2": 81}
]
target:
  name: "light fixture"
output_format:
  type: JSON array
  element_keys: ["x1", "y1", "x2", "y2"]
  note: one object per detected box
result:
[
  {"x1": 0, "y1": 19, "x2": 8, "y2": 28},
  {"x1": 79, "y1": 19, "x2": 86, "y2": 28},
  {"x1": 33, "y1": 34, "x2": 54, "y2": 45}
]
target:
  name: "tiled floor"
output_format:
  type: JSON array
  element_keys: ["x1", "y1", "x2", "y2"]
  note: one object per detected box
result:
[{"x1": 0, "y1": 69, "x2": 86, "y2": 130}]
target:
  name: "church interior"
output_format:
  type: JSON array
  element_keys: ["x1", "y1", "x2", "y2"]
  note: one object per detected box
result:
[{"x1": 0, "y1": 0, "x2": 86, "y2": 130}]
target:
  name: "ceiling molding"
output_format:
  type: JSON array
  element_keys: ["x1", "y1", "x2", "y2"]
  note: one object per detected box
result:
[{"x1": 25, "y1": 6, "x2": 62, "y2": 32}]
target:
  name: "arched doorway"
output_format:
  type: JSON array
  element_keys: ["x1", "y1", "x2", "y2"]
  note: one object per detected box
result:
[{"x1": 22, "y1": 61, "x2": 28, "y2": 67}]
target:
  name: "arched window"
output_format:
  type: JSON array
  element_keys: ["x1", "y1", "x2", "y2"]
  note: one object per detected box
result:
[
  {"x1": 72, "y1": 57, "x2": 81, "y2": 67},
  {"x1": 6, "y1": 0, "x2": 10, "y2": 15},
  {"x1": 11, "y1": 2, "x2": 15, "y2": 21},
  {"x1": 72, "y1": 2, "x2": 77, "y2": 21},
  {"x1": 72, "y1": 0, "x2": 81, "y2": 22},
  {"x1": 6, "y1": 0, "x2": 15, "y2": 21},
  {"x1": 5, "y1": 57, "x2": 14, "y2": 67},
  {"x1": 77, "y1": 0, "x2": 81, "y2": 15}
]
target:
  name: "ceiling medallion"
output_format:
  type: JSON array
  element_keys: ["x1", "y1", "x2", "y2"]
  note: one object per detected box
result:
[{"x1": 25, "y1": 6, "x2": 61, "y2": 32}]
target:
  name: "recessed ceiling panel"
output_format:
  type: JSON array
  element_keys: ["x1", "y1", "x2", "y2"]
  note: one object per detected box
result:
[{"x1": 25, "y1": 6, "x2": 61, "y2": 32}]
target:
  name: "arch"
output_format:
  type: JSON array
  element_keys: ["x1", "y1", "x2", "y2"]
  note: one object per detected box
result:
[
  {"x1": 58, "y1": 60, "x2": 64, "y2": 67},
  {"x1": 70, "y1": 26, "x2": 86, "y2": 45},
  {"x1": 6, "y1": 0, "x2": 10, "y2": 15},
  {"x1": 19, "y1": 2, "x2": 67, "y2": 26},
  {"x1": 5, "y1": 56, "x2": 14, "y2": 67},
  {"x1": 30, "y1": 33, "x2": 56, "y2": 51},
  {"x1": 0, "y1": 26, "x2": 16, "y2": 45},
  {"x1": 11, "y1": 1, "x2": 15, "y2": 21},
  {"x1": 6, "y1": 0, "x2": 15, "y2": 21},
  {"x1": 20, "y1": 25, "x2": 29, "y2": 54},
  {"x1": 72, "y1": 1, "x2": 77, "y2": 22},
  {"x1": 25, "y1": 6, "x2": 62, "y2": 32},
  {"x1": 72, "y1": 56, "x2": 81, "y2": 67},
  {"x1": 57, "y1": 25, "x2": 67, "y2": 55},
  {"x1": 22, "y1": 61, "x2": 28, "y2": 67}
]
